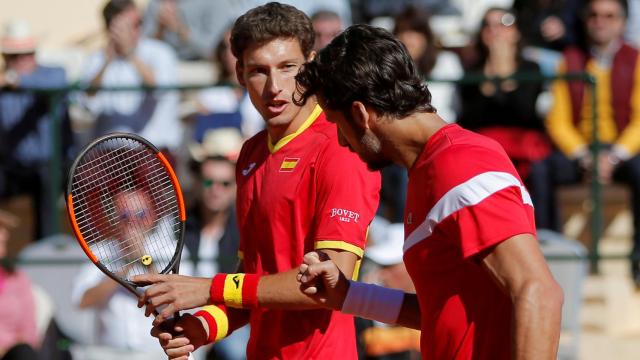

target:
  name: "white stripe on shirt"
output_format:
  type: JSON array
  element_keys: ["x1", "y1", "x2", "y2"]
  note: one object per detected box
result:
[{"x1": 403, "y1": 171, "x2": 533, "y2": 253}]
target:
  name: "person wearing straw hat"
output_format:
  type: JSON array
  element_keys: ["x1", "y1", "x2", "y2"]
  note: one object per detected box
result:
[
  {"x1": 0, "y1": 209, "x2": 39, "y2": 360},
  {"x1": 0, "y1": 19, "x2": 70, "y2": 239}
]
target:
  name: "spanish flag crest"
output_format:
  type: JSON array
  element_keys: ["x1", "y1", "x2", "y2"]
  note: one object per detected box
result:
[{"x1": 280, "y1": 157, "x2": 300, "y2": 172}]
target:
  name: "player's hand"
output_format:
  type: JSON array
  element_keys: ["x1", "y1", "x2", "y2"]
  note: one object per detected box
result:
[
  {"x1": 297, "y1": 251, "x2": 350, "y2": 310},
  {"x1": 151, "y1": 313, "x2": 207, "y2": 359},
  {"x1": 133, "y1": 274, "x2": 211, "y2": 326}
]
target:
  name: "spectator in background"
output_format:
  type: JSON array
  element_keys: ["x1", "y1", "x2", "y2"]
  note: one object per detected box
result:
[
  {"x1": 0, "y1": 19, "x2": 71, "y2": 239},
  {"x1": 143, "y1": 0, "x2": 225, "y2": 60},
  {"x1": 188, "y1": 28, "x2": 263, "y2": 139},
  {"x1": 78, "y1": 0, "x2": 181, "y2": 153},
  {"x1": 393, "y1": 6, "x2": 462, "y2": 123},
  {"x1": 513, "y1": 0, "x2": 584, "y2": 75},
  {"x1": 530, "y1": 0, "x2": 640, "y2": 286},
  {"x1": 352, "y1": 0, "x2": 460, "y2": 24},
  {"x1": 514, "y1": 0, "x2": 583, "y2": 50},
  {"x1": 458, "y1": 8, "x2": 551, "y2": 181},
  {"x1": 311, "y1": 10, "x2": 344, "y2": 51},
  {"x1": 356, "y1": 218, "x2": 420, "y2": 360},
  {"x1": 625, "y1": 0, "x2": 640, "y2": 46},
  {"x1": 0, "y1": 210, "x2": 39, "y2": 360},
  {"x1": 71, "y1": 188, "x2": 192, "y2": 357},
  {"x1": 186, "y1": 127, "x2": 248, "y2": 360},
  {"x1": 276, "y1": 0, "x2": 353, "y2": 26}
]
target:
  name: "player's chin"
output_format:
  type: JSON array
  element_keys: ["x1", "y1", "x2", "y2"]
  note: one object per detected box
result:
[
  {"x1": 364, "y1": 158, "x2": 393, "y2": 172},
  {"x1": 264, "y1": 110, "x2": 294, "y2": 127}
]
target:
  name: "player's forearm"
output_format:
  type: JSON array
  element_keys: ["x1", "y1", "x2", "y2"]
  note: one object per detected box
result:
[
  {"x1": 214, "y1": 250, "x2": 357, "y2": 310},
  {"x1": 394, "y1": 293, "x2": 421, "y2": 330},
  {"x1": 257, "y1": 268, "x2": 328, "y2": 309},
  {"x1": 512, "y1": 280, "x2": 563, "y2": 359}
]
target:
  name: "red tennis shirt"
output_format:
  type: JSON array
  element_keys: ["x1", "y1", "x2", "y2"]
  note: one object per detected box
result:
[
  {"x1": 403, "y1": 124, "x2": 536, "y2": 359},
  {"x1": 235, "y1": 105, "x2": 381, "y2": 359}
]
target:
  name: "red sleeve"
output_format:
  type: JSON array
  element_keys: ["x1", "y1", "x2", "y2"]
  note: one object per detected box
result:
[
  {"x1": 452, "y1": 186, "x2": 536, "y2": 258},
  {"x1": 313, "y1": 140, "x2": 381, "y2": 256},
  {"x1": 429, "y1": 143, "x2": 536, "y2": 259}
]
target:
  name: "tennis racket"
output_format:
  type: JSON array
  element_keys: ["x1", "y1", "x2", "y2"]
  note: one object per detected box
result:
[{"x1": 65, "y1": 132, "x2": 186, "y2": 309}]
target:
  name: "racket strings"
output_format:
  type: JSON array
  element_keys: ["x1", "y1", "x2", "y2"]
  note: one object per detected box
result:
[{"x1": 71, "y1": 137, "x2": 181, "y2": 279}]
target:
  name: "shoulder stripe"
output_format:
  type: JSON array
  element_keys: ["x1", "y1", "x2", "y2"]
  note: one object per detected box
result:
[{"x1": 403, "y1": 171, "x2": 532, "y2": 253}]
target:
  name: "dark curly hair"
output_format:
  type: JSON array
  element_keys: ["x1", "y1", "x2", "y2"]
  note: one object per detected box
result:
[
  {"x1": 295, "y1": 24, "x2": 435, "y2": 119},
  {"x1": 230, "y1": 2, "x2": 315, "y2": 64}
]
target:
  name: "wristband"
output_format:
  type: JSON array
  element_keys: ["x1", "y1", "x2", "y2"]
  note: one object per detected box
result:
[
  {"x1": 195, "y1": 305, "x2": 229, "y2": 343},
  {"x1": 341, "y1": 280, "x2": 405, "y2": 324},
  {"x1": 210, "y1": 273, "x2": 260, "y2": 308}
]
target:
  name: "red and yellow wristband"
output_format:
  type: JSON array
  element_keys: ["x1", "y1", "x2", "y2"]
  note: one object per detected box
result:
[
  {"x1": 194, "y1": 305, "x2": 229, "y2": 344},
  {"x1": 210, "y1": 273, "x2": 260, "y2": 309}
]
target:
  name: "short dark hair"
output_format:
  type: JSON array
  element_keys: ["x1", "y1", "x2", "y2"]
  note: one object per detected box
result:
[
  {"x1": 230, "y1": 2, "x2": 315, "y2": 64},
  {"x1": 102, "y1": 0, "x2": 134, "y2": 28},
  {"x1": 295, "y1": 24, "x2": 435, "y2": 119},
  {"x1": 583, "y1": 0, "x2": 628, "y2": 18}
]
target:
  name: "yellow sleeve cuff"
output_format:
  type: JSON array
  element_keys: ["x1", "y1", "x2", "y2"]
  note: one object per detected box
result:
[{"x1": 315, "y1": 240, "x2": 364, "y2": 258}]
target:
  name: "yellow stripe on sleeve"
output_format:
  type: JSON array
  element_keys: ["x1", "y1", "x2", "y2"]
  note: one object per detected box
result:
[{"x1": 315, "y1": 240, "x2": 365, "y2": 258}]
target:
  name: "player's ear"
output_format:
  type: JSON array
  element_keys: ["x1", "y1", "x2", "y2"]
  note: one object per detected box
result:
[
  {"x1": 307, "y1": 50, "x2": 316, "y2": 62},
  {"x1": 235, "y1": 61, "x2": 246, "y2": 87},
  {"x1": 350, "y1": 101, "x2": 374, "y2": 130}
]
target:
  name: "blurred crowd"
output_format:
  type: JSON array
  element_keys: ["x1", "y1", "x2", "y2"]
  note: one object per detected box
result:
[{"x1": 1, "y1": 0, "x2": 640, "y2": 359}]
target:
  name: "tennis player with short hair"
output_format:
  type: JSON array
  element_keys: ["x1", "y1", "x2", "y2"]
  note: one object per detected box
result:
[
  {"x1": 295, "y1": 24, "x2": 564, "y2": 359},
  {"x1": 133, "y1": 3, "x2": 380, "y2": 359}
]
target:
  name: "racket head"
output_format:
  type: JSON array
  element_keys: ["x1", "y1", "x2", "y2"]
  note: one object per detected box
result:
[{"x1": 66, "y1": 133, "x2": 186, "y2": 291}]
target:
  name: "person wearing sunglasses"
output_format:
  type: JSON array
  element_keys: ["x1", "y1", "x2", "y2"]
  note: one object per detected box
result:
[
  {"x1": 71, "y1": 186, "x2": 182, "y2": 357},
  {"x1": 531, "y1": 0, "x2": 640, "y2": 287}
]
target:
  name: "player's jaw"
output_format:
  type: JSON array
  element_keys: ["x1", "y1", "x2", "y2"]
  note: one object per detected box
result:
[
  {"x1": 358, "y1": 132, "x2": 393, "y2": 171},
  {"x1": 337, "y1": 125, "x2": 390, "y2": 171}
]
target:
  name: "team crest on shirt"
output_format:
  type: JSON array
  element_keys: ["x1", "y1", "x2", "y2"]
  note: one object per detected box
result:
[{"x1": 279, "y1": 157, "x2": 300, "y2": 172}]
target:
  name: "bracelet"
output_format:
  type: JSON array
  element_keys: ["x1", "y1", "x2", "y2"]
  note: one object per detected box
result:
[
  {"x1": 210, "y1": 273, "x2": 260, "y2": 308},
  {"x1": 194, "y1": 305, "x2": 229, "y2": 343},
  {"x1": 341, "y1": 281, "x2": 405, "y2": 324}
]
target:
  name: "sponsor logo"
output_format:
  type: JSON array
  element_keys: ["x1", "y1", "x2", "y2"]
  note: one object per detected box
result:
[
  {"x1": 279, "y1": 157, "x2": 300, "y2": 172},
  {"x1": 242, "y1": 162, "x2": 256, "y2": 176},
  {"x1": 330, "y1": 208, "x2": 360, "y2": 223}
]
